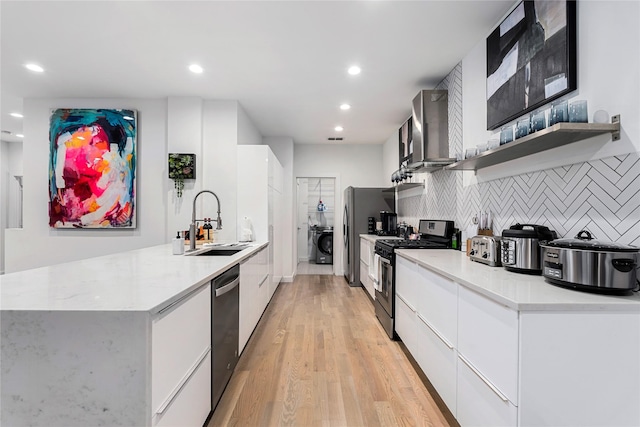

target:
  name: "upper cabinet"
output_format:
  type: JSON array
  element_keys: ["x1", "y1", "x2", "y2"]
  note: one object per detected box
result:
[{"x1": 446, "y1": 116, "x2": 620, "y2": 172}]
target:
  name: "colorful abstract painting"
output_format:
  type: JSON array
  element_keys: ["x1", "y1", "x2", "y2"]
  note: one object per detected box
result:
[{"x1": 49, "y1": 108, "x2": 137, "y2": 228}]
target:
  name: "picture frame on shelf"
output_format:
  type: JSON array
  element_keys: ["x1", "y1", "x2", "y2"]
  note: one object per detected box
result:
[{"x1": 486, "y1": 0, "x2": 577, "y2": 130}]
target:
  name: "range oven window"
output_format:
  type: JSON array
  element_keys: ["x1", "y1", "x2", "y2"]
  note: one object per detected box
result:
[{"x1": 377, "y1": 256, "x2": 393, "y2": 315}]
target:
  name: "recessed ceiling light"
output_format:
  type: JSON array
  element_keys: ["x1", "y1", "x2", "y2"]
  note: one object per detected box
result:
[
  {"x1": 334, "y1": 126, "x2": 344, "y2": 132},
  {"x1": 347, "y1": 66, "x2": 361, "y2": 76},
  {"x1": 16, "y1": 134, "x2": 24, "y2": 138},
  {"x1": 340, "y1": 104, "x2": 351, "y2": 111},
  {"x1": 189, "y1": 64, "x2": 204, "y2": 74},
  {"x1": 10, "y1": 112, "x2": 24, "y2": 118},
  {"x1": 25, "y1": 63, "x2": 44, "y2": 73}
]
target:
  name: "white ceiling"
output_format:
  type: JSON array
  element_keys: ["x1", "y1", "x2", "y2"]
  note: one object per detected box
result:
[{"x1": 1, "y1": 1, "x2": 513, "y2": 145}]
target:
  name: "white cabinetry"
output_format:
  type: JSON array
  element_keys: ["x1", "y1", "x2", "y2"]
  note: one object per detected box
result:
[
  {"x1": 238, "y1": 146, "x2": 284, "y2": 300},
  {"x1": 151, "y1": 284, "x2": 211, "y2": 427},
  {"x1": 358, "y1": 237, "x2": 376, "y2": 299},
  {"x1": 239, "y1": 246, "x2": 269, "y2": 354},
  {"x1": 395, "y1": 253, "x2": 640, "y2": 427}
]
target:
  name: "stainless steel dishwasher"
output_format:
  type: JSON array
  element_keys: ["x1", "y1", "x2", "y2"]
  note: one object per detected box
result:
[{"x1": 212, "y1": 264, "x2": 240, "y2": 410}]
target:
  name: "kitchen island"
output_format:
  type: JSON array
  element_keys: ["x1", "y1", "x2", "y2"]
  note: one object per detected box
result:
[
  {"x1": 0, "y1": 242, "x2": 268, "y2": 427},
  {"x1": 394, "y1": 249, "x2": 640, "y2": 427}
]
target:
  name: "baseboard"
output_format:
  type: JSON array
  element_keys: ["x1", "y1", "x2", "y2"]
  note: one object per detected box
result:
[{"x1": 282, "y1": 275, "x2": 294, "y2": 283}]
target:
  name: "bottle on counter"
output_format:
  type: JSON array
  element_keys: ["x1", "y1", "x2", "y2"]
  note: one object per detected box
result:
[{"x1": 172, "y1": 231, "x2": 185, "y2": 255}]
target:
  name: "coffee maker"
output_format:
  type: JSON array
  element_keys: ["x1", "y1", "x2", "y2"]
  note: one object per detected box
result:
[{"x1": 378, "y1": 211, "x2": 397, "y2": 236}]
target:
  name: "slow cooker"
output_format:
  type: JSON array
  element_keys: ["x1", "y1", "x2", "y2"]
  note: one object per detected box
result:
[{"x1": 541, "y1": 230, "x2": 640, "y2": 293}]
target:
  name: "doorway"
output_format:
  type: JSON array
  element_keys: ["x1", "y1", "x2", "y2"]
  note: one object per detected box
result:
[{"x1": 296, "y1": 177, "x2": 335, "y2": 275}]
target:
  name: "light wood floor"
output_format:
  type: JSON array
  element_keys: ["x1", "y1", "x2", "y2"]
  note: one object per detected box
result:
[{"x1": 208, "y1": 274, "x2": 451, "y2": 427}]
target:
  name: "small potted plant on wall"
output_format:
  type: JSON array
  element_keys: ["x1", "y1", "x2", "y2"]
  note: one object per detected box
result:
[{"x1": 168, "y1": 153, "x2": 196, "y2": 198}]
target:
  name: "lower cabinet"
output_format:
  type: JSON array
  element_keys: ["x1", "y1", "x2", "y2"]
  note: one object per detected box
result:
[
  {"x1": 395, "y1": 254, "x2": 640, "y2": 427},
  {"x1": 456, "y1": 355, "x2": 517, "y2": 427},
  {"x1": 151, "y1": 284, "x2": 212, "y2": 427},
  {"x1": 359, "y1": 237, "x2": 376, "y2": 299},
  {"x1": 415, "y1": 313, "x2": 457, "y2": 415},
  {"x1": 239, "y1": 247, "x2": 269, "y2": 354}
]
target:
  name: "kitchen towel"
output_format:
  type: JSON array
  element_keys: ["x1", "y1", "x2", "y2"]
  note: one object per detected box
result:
[{"x1": 372, "y1": 254, "x2": 382, "y2": 292}]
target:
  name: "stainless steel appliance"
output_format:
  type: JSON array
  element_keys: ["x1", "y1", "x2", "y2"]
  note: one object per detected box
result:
[
  {"x1": 212, "y1": 264, "x2": 240, "y2": 410},
  {"x1": 343, "y1": 187, "x2": 394, "y2": 287},
  {"x1": 541, "y1": 230, "x2": 640, "y2": 293},
  {"x1": 407, "y1": 90, "x2": 456, "y2": 171},
  {"x1": 501, "y1": 224, "x2": 556, "y2": 274},
  {"x1": 470, "y1": 235, "x2": 502, "y2": 266},
  {"x1": 374, "y1": 219, "x2": 454, "y2": 339},
  {"x1": 378, "y1": 211, "x2": 397, "y2": 236}
]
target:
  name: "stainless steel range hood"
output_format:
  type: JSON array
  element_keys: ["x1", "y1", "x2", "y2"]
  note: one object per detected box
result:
[{"x1": 408, "y1": 89, "x2": 455, "y2": 171}]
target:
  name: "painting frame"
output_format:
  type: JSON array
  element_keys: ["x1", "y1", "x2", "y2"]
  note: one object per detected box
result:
[
  {"x1": 486, "y1": 0, "x2": 577, "y2": 130},
  {"x1": 48, "y1": 108, "x2": 137, "y2": 229}
]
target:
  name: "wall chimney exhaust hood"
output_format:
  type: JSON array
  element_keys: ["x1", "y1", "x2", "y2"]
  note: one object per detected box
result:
[{"x1": 408, "y1": 89, "x2": 454, "y2": 172}]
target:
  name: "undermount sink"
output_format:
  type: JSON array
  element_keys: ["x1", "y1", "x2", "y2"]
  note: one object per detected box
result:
[
  {"x1": 195, "y1": 248, "x2": 244, "y2": 256},
  {"x1": 191, "y1": 243, "x2": 249, "y2": 256}
]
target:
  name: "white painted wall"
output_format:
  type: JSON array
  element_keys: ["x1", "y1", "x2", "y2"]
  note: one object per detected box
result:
[
  {"x1": 0, "y1": 140, "x2": 9, "y2": 274},
  {"x1": 462, "y1": 0, "x2": 640, "y2": 183},
  {"x1": 167, "y1": 97, "x2": 204, "y2": 241},
  {"x1": 4, "y1": 98, "x2": 168, "y2": 273},
  {"x1": 293, "y1": 143, "x2": 385, "y2": 275},
  {"x1": 237, "y1": 104, "x2": 263, "y2": 146},
  {"x1": 265, "y1": 136, "x2": 295, "y2": 281}
]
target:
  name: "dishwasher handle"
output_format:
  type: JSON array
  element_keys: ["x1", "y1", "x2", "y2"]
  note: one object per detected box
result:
[{"x1": 215, "y1": 277, "x2": 239, "y2": 297}]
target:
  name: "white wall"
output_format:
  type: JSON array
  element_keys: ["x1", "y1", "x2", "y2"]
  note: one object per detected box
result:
[
  {"x1": 293, "y1": 143, "x2": 385, "y2": 275},
  {"x1": 237, "y1": 104, "x2": 263, "y2": 146},
  {"x1": 5, "y1": 98, "x2": 168, "y2": 273},
  {"x1": 167, "y1": 97, "x2": 204, "y2": 242},
  {"x1": 0, "y1": 140, "x2": 9, "y2": 274},
  {"x1": 265, "y1": 136, "x2": 295, "y2": 281}
]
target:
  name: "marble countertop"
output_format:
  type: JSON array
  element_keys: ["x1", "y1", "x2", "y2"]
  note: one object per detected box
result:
[
  {"x1": 395, "y1": 249, "x2": 640, "y2": 311},
  {"x1": 0, "y1": 242, "x2": 268, "y2": 313}
]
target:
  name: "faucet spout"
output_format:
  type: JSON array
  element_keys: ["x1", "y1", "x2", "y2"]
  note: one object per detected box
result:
[{"x1": 190, "y1": 190, "x2": 222, "y2": 251}]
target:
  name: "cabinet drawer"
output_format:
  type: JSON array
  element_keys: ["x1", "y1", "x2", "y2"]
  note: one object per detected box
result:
[
  {"x1": 458, "y1": 286, "x2": 518, "y2": 403},
  {"x1": 359, "y1": 260, "x2": 375, "y2": 298},
  {"x1": 152, "y1": 284, "x2": 211, "y2": 414},
  {"x1": 360, "y1": 239, "x2": 370, "y2": 264},
  {"x1": 415, "y1": 265, "x2": 458, "y2": 346},
  {"x1": 395, "y1": 294, "x2": 417, "y2": 356},
  {"x1": 396, "y1": 256, "x2": 420, "y2": 310},
  {"x1": 153, "y1": 351, "x2": 212, "y2": 427},
  {"x1": 416, "y1": 313, "x2": 457, "y2": 415},
  {"x1": 457, "y1": 355, "x2": 517, "y2": 427}
]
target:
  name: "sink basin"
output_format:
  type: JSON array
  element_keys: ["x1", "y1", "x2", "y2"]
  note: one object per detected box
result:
[{"x1": 195, "y1": 248, "x2": 244, "y2": 256}]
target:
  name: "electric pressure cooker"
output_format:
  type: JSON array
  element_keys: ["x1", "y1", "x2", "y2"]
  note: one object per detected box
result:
[
  {"x1": 501, "y1": 224, "x2": 557, "y2": 274},
  {"x1": 541, "y1": 230, "x2": 639, "y2": 293}
]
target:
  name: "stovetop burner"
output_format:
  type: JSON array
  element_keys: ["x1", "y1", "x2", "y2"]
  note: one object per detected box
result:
[{"x1": 377, "y1": 239, "x2": 448, "y2": 249}]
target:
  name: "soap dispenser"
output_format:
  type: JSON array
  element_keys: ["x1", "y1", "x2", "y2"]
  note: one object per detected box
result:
[{"x1": 172, "y1": 231, "x2": 185, "y2": 255}]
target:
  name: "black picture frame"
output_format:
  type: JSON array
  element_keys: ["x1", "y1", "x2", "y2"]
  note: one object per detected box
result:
[{"x1": 486, "y1": 0, "x2": 577, "y2": 130}]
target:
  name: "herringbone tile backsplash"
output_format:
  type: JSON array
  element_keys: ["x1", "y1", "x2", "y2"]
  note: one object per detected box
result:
[{"x1": 398, "y1": 63, "x2": 640, "y2": 246}]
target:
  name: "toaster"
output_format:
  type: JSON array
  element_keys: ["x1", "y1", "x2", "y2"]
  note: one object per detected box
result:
[{"x1": 470, "y1": 236, "x2": 502, "y2": 267}]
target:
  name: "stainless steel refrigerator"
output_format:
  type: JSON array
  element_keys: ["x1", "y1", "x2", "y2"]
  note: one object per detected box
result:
[{"x1": 343, "y1": 187, "x2": 394, "y2": 287}]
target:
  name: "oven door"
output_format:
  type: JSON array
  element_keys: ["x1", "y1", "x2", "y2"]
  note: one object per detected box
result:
[{"x1": 375, "y1": 255, "x2": 393, "y2": 316}]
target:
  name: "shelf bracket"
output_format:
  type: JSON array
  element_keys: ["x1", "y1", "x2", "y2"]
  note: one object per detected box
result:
[{"x1": 611, "y1": 114, "x2": 620, "y2": 141}]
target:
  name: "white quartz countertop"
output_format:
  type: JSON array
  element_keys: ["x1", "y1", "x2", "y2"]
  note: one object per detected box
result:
[
  {"x1": 395, "y1": 249, "x2": 640, "y2": 311},
  {"x1": 0, "y1": 242, "x2": 268, "y2": 313}
]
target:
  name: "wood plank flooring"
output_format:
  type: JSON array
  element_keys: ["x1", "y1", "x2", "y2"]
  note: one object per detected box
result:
[{"x1": 208, "y1": 274, "x2": 451, "y2": 427}]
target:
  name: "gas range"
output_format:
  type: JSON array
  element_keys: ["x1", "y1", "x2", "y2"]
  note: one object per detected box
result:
[{"x1": 375, "y1": 238, "x2": 448, "y2": 258}]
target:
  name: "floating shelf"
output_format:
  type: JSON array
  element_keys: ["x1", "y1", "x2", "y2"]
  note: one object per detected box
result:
[
  {"x1": 445, "y1": 115, "x2": 621, "y2": 172},
  {"x1": 383, "y1": 182, "x2": 424, "y2": 194}
]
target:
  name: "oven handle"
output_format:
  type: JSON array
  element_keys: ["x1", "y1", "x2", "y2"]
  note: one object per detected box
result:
[{"x1": 378, "y1": 255, "x2": 391, "y2": 265}]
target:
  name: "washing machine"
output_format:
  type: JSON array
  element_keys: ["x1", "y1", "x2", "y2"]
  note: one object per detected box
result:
[{"x1": 314, "y1": 226, "x2": 333, "y2": 264}]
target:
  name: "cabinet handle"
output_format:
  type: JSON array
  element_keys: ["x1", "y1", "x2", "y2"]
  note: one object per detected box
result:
[
  {"x1": 157, "y1": 283, "x2": 208, "y2": 315},
  {"x1": 458, "y1": 353, "x2": 509, "y2": 402},
  {"x1": 156, "y1": 346, "x2": 211, "y2": 415},
  {"x1": 258, "y1": 274, "x2": 268, "y2": 287},
  {"x1": 416, "y1": 313, "x2": 454, "y2": 350},
  {"x1": 215, "y1": 277, "x2": 240, "y2": 297},
  {"x1": 396, "y1": 293, "x2": 416, "y2": 313}
]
